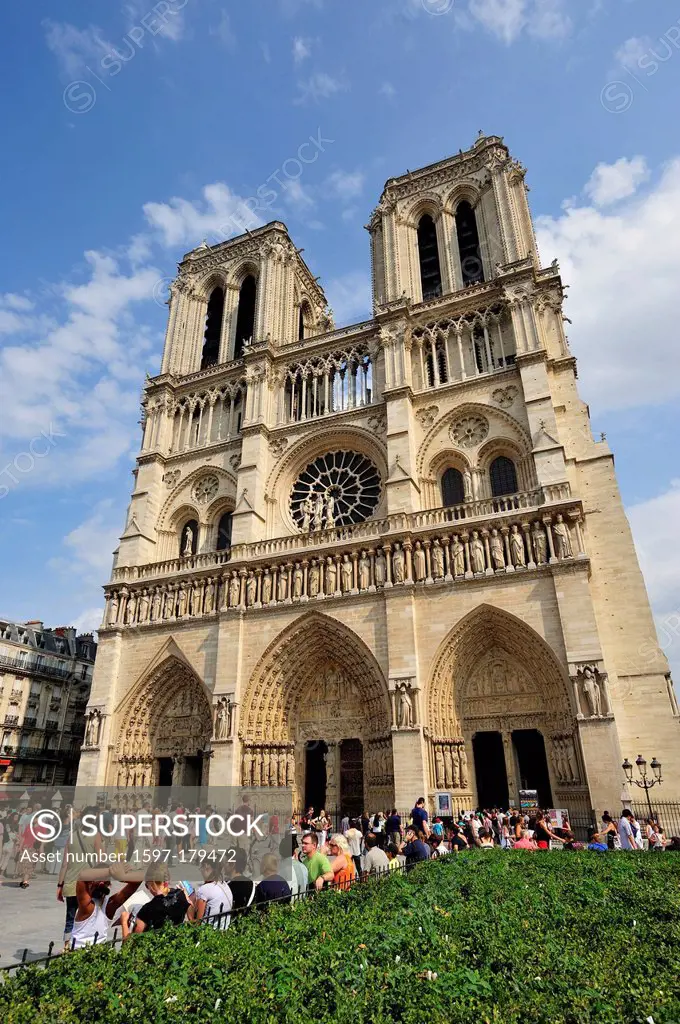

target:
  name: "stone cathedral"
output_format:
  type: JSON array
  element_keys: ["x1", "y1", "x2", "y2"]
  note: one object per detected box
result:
[{"x1": 78, "y1": 134, "x2": 679, "y2": 818}]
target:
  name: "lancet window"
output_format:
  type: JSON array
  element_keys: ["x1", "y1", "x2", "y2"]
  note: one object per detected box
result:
[
  {"x1": 200, "y1": 287, "x2": 225, "y2": 370},
  {"x1": 169, "y1": 381, "x2": 246, "y2": 453},
  {"x1": 413, "y1": 306, "x2": 515, "y2": 391},
  {"x1": 417, "y1": 214, "x2": 443, "y2": 300},
  {"x1": 455, "y1": 201, "x2": 484, "y2": 287},
  {"x1": 284, "y1": 347, "x2": 373, "y2": 424}
]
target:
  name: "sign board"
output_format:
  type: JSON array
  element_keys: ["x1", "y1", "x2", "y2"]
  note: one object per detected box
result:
[
  {"x1": 547, "y1": 808, "x2": 569, "y2": 829},
  {"x1": 519, "y1": 789, "x2": 539, "y2": 810},
  {"x1": 434, "y1": 792, "x2": 452, "y2": 816}
]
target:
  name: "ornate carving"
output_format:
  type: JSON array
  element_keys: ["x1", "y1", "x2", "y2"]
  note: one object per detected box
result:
[
  {"x1": 229, "y1": 453, "x2": 242, "y2": 471},
  {"x1": 164, "y1": 469, "x2": 181, "y2": 489},
  {"x1": 491, "y1": 385, "x2": 518, "y2": 408},
  {"x1": 290, "y1": 450, "x2": 381, "y2": 530},
  {"x1": 450, "y1": 415, "x2": 489, "y2": 448},
  {"x1": 84, "y1": 708, "x2": 102, "y2": 748},
  {"x1": 416, "y1": 405, "x2": 439, "y2": 429},
  {"x1": 193, "y1": 474, "x2": 220, "y2": 504},
  {"x1": 269, "y1": 438, "x2": 289, "y2": 459}
]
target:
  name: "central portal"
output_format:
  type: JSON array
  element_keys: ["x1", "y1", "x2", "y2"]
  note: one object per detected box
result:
[{"x1": 304, "y1": 741, "x2": 328, "y2": 811}]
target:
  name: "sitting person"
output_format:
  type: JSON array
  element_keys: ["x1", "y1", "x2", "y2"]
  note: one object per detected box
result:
[
  {"x1": 428, "y1": 835, "x2": 448, "y2": 859},
  {"x1": 448, "y1": 822, "x2": 469, "y2": 852},
  {"x1": 586, "y1": 827, "x2": 609, "y2": 853},
  {"x1": 362, "y1": 832, "x2": 390, "y2": 876},
  {"x1": 478, "y1": 827, "x2": 495, "y2": 849},
  {"x1": 134, "y1": 864, "x2": 195, "y2": 934},
  {"x1": 512, "y1": 829, "x2": 538, "y2": 851},
  {"x1": 385, "y1": 842, "x2": 401, "y2": 871},
  {"x1": 327, "y1": 834, "x2": 356, "y2": 889},
  {"x1": 253, "y1": 854, "x2": 292, "y2": 909}
]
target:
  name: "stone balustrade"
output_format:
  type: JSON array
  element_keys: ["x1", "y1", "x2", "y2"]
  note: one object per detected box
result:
[
  {"x1": 103, "y1": 501, "x2": 586, "y2": 630},
  {"x1": 111, "y1": 484, "x2": 572, "y2": 585}
]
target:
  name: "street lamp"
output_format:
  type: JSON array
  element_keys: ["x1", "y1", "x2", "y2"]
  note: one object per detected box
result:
[{"x1": 622, "y1": 754, "x2": 663, "y2": 821}]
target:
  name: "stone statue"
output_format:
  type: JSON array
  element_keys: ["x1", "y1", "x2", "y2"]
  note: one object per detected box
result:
[
  {"x1": 313, "y1": 491, "x2": 325, "y2": 531},
  {"x1": 463, "y1": 469, "x2": 473, "y2": 502},
  {"x1": 85, "y1": 709, "x2": 100, "y2": 747},
  {"x1": 325, "y1": 493, "x2": 336, "y2": 529},
  {"x1": 277, "y1": 568, "x2": 288, "y2": 602},
  {"x1": 229, "y1": 574, "x2": 241, "y2": 607},
  {"x1": 392, "y1": 543, "x2": 405, "y2": 583},
  {"x1": 452, "y1": 536, "x2": 465, "y2": 576},
  {"x1": 287, "y1": 751, "x2": 295, "y2": 787},
  {"x1": 443, "y1": 746, "x2": 453, "y2": 788},
  {"x1": 510, "y1": 525, "x2": 526, "y2": 567},
  {"x1": 215, "y1": 699, "x2": 229, "y2": 740},
  {"x1": 182, "y1": 525, "x2": 194, "y2": 557},
  {"x1": 262, "y1": 569, "x2": 272, "y2": 604},
  {"x1": 204, "y1": 578, "x2": 216, "y2": 614},
  {"x1": 358, "y1": 551, "x2": 370, "y2": 590},
  {"x1": 190, "y1": 582, "x2": 201, "y2": 616},
  {"x1": 325, "y1": 556, "x2": 337, "y2": 595},
  {"x1": 301, "y1": 496, "x2": 314, "y2": 532},
  {"x1": 374, "y1": 549, "x2": 387, "y2": 587},
  {"x1": 177, "y1": 584, "x2": 188, "y2": 617},
  {"x1": 292, "y1": 564, "x2": 303, "y2": 599},
  {"x1": 308, "y1": 560, "x2": 320, "y2": 598},
  {"x1": 451, "y1": 749, "x2": 460, "y2": 789},
  {"x1": 246, "y1": 572, "x2": 257, "y2": 606},
  {"x1": 413, "y1": 541, "x2": 426, "y2": 581},
  {"x1": 582, "y1": 666, "x2": 602, "y2": 717},
  {"x1": 459, "y1": 746, "x2": 469, "y2": 789},
  {"x1": 126, "y1": 592, "x2": 138, "y2": 625},
  {"x1": 432, "y1": 539, "x2": 444, "y2": 579},
  {"x1": 564, "y1": 737, "x2": 578, "y2": 782},
  {"x1": 490, "y1": 529, "x2": 505, "y2": 570},
  {"x1": 138, "y1": 589, "x2": 150, "y2": 622},
  {"x1": 553, "y1": 514, "x2": 573, "y2": 559},
  {"x1": 470, "y1": 531, "x2": 485, "y2": 574},
  {"x1": 435, "y1": 746, "x2": 445, "y2": 787},
  {"x1": 164, "y1": 586, "x2": 175, "y2": 619},
  {"x1": 397, "y1": 684, "x2": 414, "y2": 728},
  {"x1": 150, "y1": 588, "x2": 161, "y2": 621},
  {"x1": 532, "y1": 522, "x2": 547, "y2": 564},
  {"x1": 108, "y1": 593, "x2": 119, "y2": 626},
  {"x1": 341, "y1": 554, "x2": 353, "y2": 592}
]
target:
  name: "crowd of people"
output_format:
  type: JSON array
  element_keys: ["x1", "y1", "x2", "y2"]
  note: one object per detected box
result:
[{"x1": 0, "y1": 797, "x2": 678, "y2": 960}]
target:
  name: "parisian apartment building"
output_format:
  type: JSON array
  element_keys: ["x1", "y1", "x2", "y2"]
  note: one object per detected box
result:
[{"x1": 0, "y1": 619, "x2": 97, "y2": 787}]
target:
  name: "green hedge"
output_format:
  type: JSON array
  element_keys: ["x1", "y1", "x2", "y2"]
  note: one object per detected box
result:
[{"x1": 2, "y1": 853, "x2": 680, "y2": 1023}]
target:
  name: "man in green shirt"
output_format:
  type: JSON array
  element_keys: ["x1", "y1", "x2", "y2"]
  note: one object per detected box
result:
[{"x1": 300, "y1": 832, "x2": 334, "y2": 891}]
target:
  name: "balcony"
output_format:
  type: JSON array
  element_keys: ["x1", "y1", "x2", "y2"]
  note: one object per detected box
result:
[
  {"x1": 22, "y1": 717, "x2": 37, "y2": 729},
  {"x1": 0, "y1": 653, "x2": 73, "y2": 682},
  {"x1": 103, "y1": 487, "x2": 586, "y2": 627},
  {"x1": 3, "y1": 716, "x2": 19, "y2": 727}
]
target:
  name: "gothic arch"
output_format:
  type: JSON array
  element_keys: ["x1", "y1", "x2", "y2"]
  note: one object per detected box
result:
[
  {"x1": 195, "y1": 269, "x2": 229, "y2": 301},
  {"x1": 416, "y1": 400, "x2": 532, "y2": 479},
  {"x1": 443, "y1": 182, "x2": 483, "y2": 214},
  {"x1": 240, "y1": 612, "x2": 391, "y2": 745},
  {"x1": 426, "y1": 604, "x2": 574, "y2": 738},
  {"x1": 158, "y1": 466, "x2": 238, "y2": 533},
  {"x1": 113, "y1": 653, "x2": 213, "y2": 783},
  {"x1": 403, "y1": 193, "x2": 444, "y2": 228}
]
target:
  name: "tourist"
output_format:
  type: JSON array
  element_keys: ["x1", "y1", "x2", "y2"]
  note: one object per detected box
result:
[
  {"x1": 57, "y1": 807, "x2": 104, "y2": 949},
  {"x1": 278, "y1": 834, "x2": 309, "y2": 896},
  {"x1": 328, "y1": 834, "x2": 356, "y2": 889},
  {"x1": 431, "y1": 817, "x2": 445, "y2": 839},
  {"x1": 644, "y1": 819, "x2": 665, "y2": 851},
  {"x1": 341, "y1": 813, "x2": 350, "y2": 834},
  {"x1": 111, "y1": 884, "x2": 152, "y2": 940},
  {"x1": 0, "y1": 812, "x2": 19, "y2": 882},
  {"x1": 586, "y1": 827, "x2": 609, "y2": 853},
  {"x1": 428, "y1": 835, "x2": 448, "y2": 858},
  {"x1": 315, "y1": 809, "x2": 331, "y2": 846},
  {"x1": 134, "y1": 864, "x2": 196, "y2": 933},
  {"x1": 386, "y1": 808, "x2": 402, "y2": 847},
  {"x1": 362, "y1": 832, "x2": 390, "y2": 875},
  {"x1": 300, "y1": 807, "x2": 315, "y2": 833},
  {"x1": 72, "y1": 863, "x2": 143, "y2": 949},
  {"x1": 371, "y1": 811, "x2": 386, "y2": 849},
  {"x1": 254, "y1": 854, "x2": 292, "y2": 908},
  {"x1": 410, "y1": 797, "x2": 430, "y2": 838},
  {"x1": 618, "y1": 809, "x2": 640, "y2": 850},
  {"x1": 448, "y1": 822, "x2": 469, "y2": 851},
  {"x1": 478, "y1": 827, "x2": 495, "y2": 849},
  {"x1": 401, "y1": 827, "x2": 431, "y2": 865},
  {"x1": 345, "y1": 818, "x2": 363, "y2": 877},
  {"x1": 532, "y1": 812, "x2": 565, "y2": 850},
  {"x1": 512, "y1": 829, "x2": 538, "y2": 851},
  {"x1": 508, "y1": 808, "x2": 523, "y2": 841},
  {"x1": 300, "y1": 831, "x2": 334, "y2": 890},
  {"x1": 195, "y1": 853, "x2": 233, "y2": 929},
  {"x1": 360, "y1": 810, "x2": 371, "y2": 836},
  {"x1": 386, "y1": 842, "x2": 401, "y2": 871},
  {"x1": 599, "y1": 812, "x2": 619, "y2": 850},
  {"x1": 225, "y1": 847, "x2": 257, "y2": 910}
]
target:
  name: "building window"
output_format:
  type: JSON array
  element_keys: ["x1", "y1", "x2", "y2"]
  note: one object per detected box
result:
[
  {"x1": 201, "y1": 287, "x2": 225, "y2": 370},
  {"x1": 441, "y1": 468, "x2": 466, "y2": 507},
  {"x1": 455, "y1": 201, "x2": 484, "y2": 286},
  {"x1": 234, "y1": 275, "x2": 257, "y2": 358},
  {"x1": 490, "y1": 456, "x2": 518, "y2": 497},
  {"x1": 216, "y1": 512, "x2": 233, "y2": 552},
  {"x1": 180, "y1": 519, "x2": 199, "y2": 558},
  {"x1": 417, "y1": 214, "x2": 442, "y2": 300}
]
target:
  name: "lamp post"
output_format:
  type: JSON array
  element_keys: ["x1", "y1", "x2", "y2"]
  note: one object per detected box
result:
[{"x1": 622, "y1": 755, "x2": 663, "y2": 821}]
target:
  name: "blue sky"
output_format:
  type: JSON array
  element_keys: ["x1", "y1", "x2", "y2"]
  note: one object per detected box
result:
[{"x1": 1, "y1": 0, "x2": 679, "y2": 674}]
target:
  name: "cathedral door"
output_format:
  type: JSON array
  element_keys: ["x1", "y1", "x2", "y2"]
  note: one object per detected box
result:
[
  {"x1": 304, "y1": 740, "x2": 328, "y2": 813},
  {"x1": 472, "y1": 731, "x2": 509, "y2": 808},
  {"x1": 339, "y1": 738, "x2": 364, "y2": 818},
  {"x1": 512, "y1": 730, "x2": 553, "y2": 809}
]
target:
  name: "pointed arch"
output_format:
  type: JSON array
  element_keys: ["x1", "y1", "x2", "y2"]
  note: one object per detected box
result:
[
  {"x1": 426, "y1": 604, "x2": 573, "y2": 737},
  {"x1": 240, "y1": 612, "x2": 391, "y2": 744}
]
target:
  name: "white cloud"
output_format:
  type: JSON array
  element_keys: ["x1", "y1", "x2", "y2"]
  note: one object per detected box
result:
[
  {"x1": 123, "y1": 1, "x2": 186, "y2": 42},
  {"x1": 467, "y1": 0, "x2": 570, "y2": 43},
  {"x1": 211, "y1": 10, "x2": 236, "y2": 50},
  {"x1": 615, "y1": 35, "x2": 652, "y2": 70},
  {"x1": 325, "y1": 169, "x2": 365, "y2": 201},
  {"x1": 628, "y1": 482, "x2": 680, "y2": 679},
  {"x1": 535, "y1": 156, "x2": 680, "y2": 412},
  {"x1": 71, "y1": 607, "x2": 105, "y2": 635},
  {"x1": 584, "y1": 156, "x2": 650, "y2": 207},
  {"x1": 294, "y1": 72, "x2": 347, "y2": 105},
  {"x1": 379, "y1": 81, "x2": 396, "y2": 99},
  {"x1": 292, "y1": 36, "x2": 312, "y2": 63},
  {"x1": 325, "y1": 271, "x2": 372, "y2": 326},
  {"x1": 43, "y1": 20, "x2": 113, "y2": 78},
  {"x1": 282, "y1": 178, "x2": 316, "y2": 214},
  {"x1": 49, "y1": 499, "x2": 122, "y2": 586},
  {"x1": 143, "y1": 183, "x2": 264, "y2": 248}
]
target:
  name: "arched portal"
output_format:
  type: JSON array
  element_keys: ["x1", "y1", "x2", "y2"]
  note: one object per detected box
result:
[
  {"x1": 427, "y1": 606, "x2": 588, "y2": 811},
  {"x1": 240, "y1": 613, "x2": 393, "y2": 814},
  {"x1": 114, "y1": 656, "x2": 213, "y2": 789}
]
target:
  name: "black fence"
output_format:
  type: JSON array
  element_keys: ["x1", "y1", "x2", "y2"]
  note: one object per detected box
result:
[{"x1": 630, "y1": 801, "x2": 680, "y2": 837}]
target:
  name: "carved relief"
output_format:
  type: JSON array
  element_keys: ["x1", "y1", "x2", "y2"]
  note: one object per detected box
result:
[
  {"x1": 416, "y1": 405, "x2": 439, "y2": 429},
  {"x1": 491, "y1": 385, "x2": 518, "y2": 408},
  {"x1": 193, "y1": 474, "x2": 220, "y2": 504},
  {"x1": 450, "y1": 415, "x2": 489, "y2": 448}
]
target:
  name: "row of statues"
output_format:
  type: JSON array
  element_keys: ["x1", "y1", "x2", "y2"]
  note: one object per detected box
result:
[
  {"x1": 431, "y1": 742, "x2": 469, "y2": 790},
  {"x1": 365, "y1": 738, "x2": 394, "y2": 786},
  {"x1": 106, "y1": 514, "x2": 580, "y2": 627},
  {"x1": 242, "y1": 747, "x2": 295, "y2": 788},
  {"x1": 551, "y1": 734, "x2": 580, "y2": 785}
]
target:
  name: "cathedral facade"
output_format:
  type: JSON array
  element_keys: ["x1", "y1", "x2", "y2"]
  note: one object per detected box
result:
[{"x1": 77, "y1": 134, "x2": 679, "y2": 818}]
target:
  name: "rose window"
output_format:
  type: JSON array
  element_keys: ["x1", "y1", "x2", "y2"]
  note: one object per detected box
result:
[
  {"x1": 450, "y1": 415, "x2": 489, "y2": 448},
  {"x1": 193, "y1": 474, "x2": 220, "y2": 503},
  {"x1": 290, "y1": 451, "x2": 381, "y2": 529}
]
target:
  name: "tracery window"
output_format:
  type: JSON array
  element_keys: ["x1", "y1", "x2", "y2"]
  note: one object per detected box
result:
[{"x1": 290, "y1": 451, "x2": 381, "y2": 529}]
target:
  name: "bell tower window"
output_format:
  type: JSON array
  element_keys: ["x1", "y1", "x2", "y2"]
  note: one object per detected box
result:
[
  {"x1": 234, "y1": 275, "x2": 257, "y2": 358},
  {"x1": 456, "y1": 201, "x2": 484, "y2": 287},
  {"x1": 417, "y1": 214, "x2": 442, "y2": 300},
  {"x1": 200, "y1": 287, "x2": 224, "y2": 370}
]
